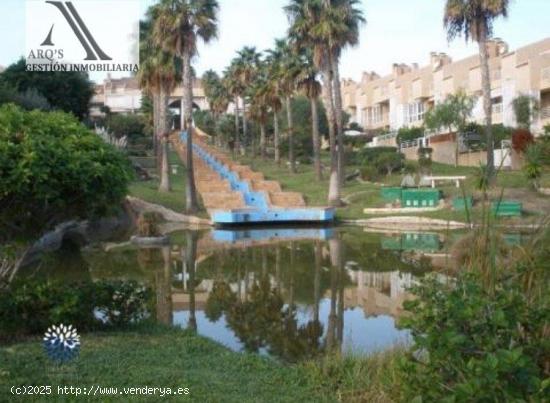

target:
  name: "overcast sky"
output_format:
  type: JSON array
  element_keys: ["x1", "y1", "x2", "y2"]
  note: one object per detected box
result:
[{"x1": 1, "y1": 0, "x2": 549, "y2": 83}]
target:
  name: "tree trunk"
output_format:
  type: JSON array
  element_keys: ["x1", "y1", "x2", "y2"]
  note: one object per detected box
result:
[
  {"x1": 478, "y1": 28, "x2": 494, "y2": 182},
  {"x1": 152, "y1": 92, "x2": 160, "y2": 172},
  {"x1": 454, "y1": 127, "x2": 459, "y2": 168},
  {"x1": 322, "y1": 65, "x2": 341, "y2": 206},
  {"x1": 286, "y1": 96, "x2": 296, "y2": 173},
  {"x1": 332, "y1": 60, "x2": 345, "y2": 188},
  {"x1": 233, "y1": 96, "x2": 240, "y2": 157},
  {"x1": 242, "y1": 100, "x2": 247, "y2": 156},
  {"x1": 310, "y1": 97, "x2": 322, "y2": 181},
  {"x1": 159, "y1": 85, "x2": 171, "y2": 192},
  {"x1": 182, "y1": 52, "x2": 198, "y2": 213},
  {"x1": 260, "y1": 123, "x2": 266, "y2": 159},
  {"x1": 273, "y1": 111, "x2": 280, "y2": 165},
  {"x1": 186, "y1": 230, "x2": 198, "y2": 332}
]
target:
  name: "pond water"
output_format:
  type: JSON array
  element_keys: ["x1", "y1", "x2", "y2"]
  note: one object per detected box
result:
[{"x1": 14, "y1": 226, "x2": 463, "y2": 362}]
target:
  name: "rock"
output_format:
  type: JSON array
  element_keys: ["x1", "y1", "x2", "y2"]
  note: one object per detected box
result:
[
  {"x1": 126, "y1": 196, "x2": 211, "y2": 227},
  {"x1": 130, "y1": 235, "x2": 170, "y2": 246}
]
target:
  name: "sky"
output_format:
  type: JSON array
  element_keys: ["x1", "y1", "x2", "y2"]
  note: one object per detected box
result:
[{"x1": 1, "y1": 0, "x2": 549, "y2": 83}]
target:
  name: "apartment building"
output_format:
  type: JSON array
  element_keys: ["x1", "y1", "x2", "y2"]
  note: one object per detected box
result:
[
  {"x1": 341, "y1": 38, "x2": 550, "y2": 138},
  {"x1": 90, "y1": 75, "x2": 209, "y2": 126}
]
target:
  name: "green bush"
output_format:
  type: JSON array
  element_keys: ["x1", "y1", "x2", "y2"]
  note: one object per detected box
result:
[
  {"x1": 360, "y1": 165, "x2": 379, "y2": 182},
  {"x1": 396, "y1": 126, "x2": 424, "y2": 145},
  {"x1": 0, "y1": 280, "x2": 153, "y2": 341},
  {"x1": 400, "y1": 270, "x2": 549, "y2": 401},
  {"x1": 106, "y1": 113, "x2": 148, "y2": 141},
  {"x1": 0, "y1": 104, "x2": 133, "y2": 240},
  {"x1": 193, "y1": 110, "x2": 217, "y2": 136}
]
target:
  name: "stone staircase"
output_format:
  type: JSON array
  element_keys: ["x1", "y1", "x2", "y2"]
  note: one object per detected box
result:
[{"x1": 171, "y1": 130, "x2": 306, "y2": 214}]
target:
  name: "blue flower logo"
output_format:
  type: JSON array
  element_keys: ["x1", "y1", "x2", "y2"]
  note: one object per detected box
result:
[{"x1": 43, "y1": 324, "x2": 81, "y2": 363}]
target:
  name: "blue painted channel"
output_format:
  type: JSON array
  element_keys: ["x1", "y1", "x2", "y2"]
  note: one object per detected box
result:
[{"x1": 180, "y1": 131, "x2": 335, "y2": 225}]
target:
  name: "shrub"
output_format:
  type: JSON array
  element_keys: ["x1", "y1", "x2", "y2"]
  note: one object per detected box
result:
[
  {"x1": 400, "y1": 271, "x2": 549, "y2": 401},
  {"x1": 357, "y1": 146, "x2": 399, "y2": 164},
  {"x1": 375, "y1": 152, "x2": 405, "y2": 176},
  {"x1": 0, "y1": 280, "x2": 152, "y2": 341},
  {"x1": 106, "y1": 113, "x2": 147, "y2": 141},
  {"x1": 360, "y1": 165, "x2": 379, "y2": 182},
  {"x1": 523, "y1": 143, "x2": 543, "y2": 188},
  {"x1": 396, "y1": 126, "x2": 424, "y2": 145},
  {"x1": 0, "y1": 105, "x2": 133, "y2": 241},
  {"x1": 193, "y1": 110, "x2": 217, "y2": 136},
  {"x1": 512, "y1": 128, "x2": 534, "y2": 153}
]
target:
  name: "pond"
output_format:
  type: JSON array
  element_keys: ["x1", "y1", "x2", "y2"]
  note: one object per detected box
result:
[
  {"x1": 14, "y1": 226, "x2": 530, "y2": 363},
  {"x1": 9, "y1": 226, "x2": 454, "y2": 362}
]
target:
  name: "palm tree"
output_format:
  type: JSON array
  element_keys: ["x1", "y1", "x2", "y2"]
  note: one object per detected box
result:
[
  {"x1": 233, "y1": 47, "x2": 262, "y2": 153},
  {"x1": 153, "y1": 0, "x2": 219, "y2": 213},
  {"x1": 138, "y1": 6, "x2": 180, "y2": 193},
  {"x1": 270, "y1": 39, "x2": 301, "y2": 173},
  {"x1": 295, "y1": 47, "x2": 323, "y2": 180},
  {"x1": 444, "y1": 0, "x2": 509, "y2": 183},
  {"x1": 248, "y1": 60, "x2": 271, "y2": 158},
  {"x1": 264, "y1": 51, "x2": 284, "y2": 165},
  {"x1": 223, "y1": 63, "x2": 244, "y2": 155},
  {"x1": 286, "y1": 0, "x2": 364, "y2": 205}
]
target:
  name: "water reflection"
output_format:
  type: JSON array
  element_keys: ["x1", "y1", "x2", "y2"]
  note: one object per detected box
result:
[
  {"x1": 164, "y1": 229, "x2": 427, "y2": 361},
  {"x1": 16, "y1": 227, "x2": 445, "y2": 362}
]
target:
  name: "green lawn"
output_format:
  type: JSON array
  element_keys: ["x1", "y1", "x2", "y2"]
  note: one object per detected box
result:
[
  {"x1": 0, "y1": 325, "x2": 400, "y2": 402},
  {"x1": 129, "y1": 149, "x2": 201, "y2": 214}
]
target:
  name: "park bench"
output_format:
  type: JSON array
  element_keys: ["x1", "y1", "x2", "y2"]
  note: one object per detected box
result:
[
  {"x1": 423, "y1": 175, "x2": 467, "y2": 188},
  {"x1": 491, "y1": 201, "x2": 522, "y2": 217}
]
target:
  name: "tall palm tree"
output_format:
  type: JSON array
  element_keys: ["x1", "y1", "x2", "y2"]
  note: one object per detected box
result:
[
  {"x1": 233, "y1": 47, "x2": 262, "y2": 153},
  {"x1": 153, "y1": 0, "x2": 219, "y2": 213},
  {"x1": 444, "y1": 0, "x2": 509, "y2": 183},
  {"x1": 286, "y1": 0, "x2": 364, "y2": 204},
  {"x1": 248, "y1": 60, "x2": 271, "y2": 158},
  {"x1": 295, "y1": 47, "x2": 323, "y2": 181},
  {"x1": 202, "y1": 69, "x2": 221, "y2": 113},
  {"x1": 138, "y1": 6, "x2": 181, "y2": 193},
  {"x1": 265, "y1": 51, "x2": 284, "y2": 165},
  {"x1": 223, "y1": 63, "x2": 244, "y2": 155},
  {"x1": 270, "y1": 39, "x2": 301, "y2": 173}
]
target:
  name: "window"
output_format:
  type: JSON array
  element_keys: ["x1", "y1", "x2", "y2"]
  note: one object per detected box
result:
[
  {"x1": 491, "y1": 97, "x2": 503, "y2": 114},
  {"x1": 404, "y1": 101, "x2": 425, "y2": 123},
  {"x1": 365, "y1": 105, "x2": 383, "y2": 126}
]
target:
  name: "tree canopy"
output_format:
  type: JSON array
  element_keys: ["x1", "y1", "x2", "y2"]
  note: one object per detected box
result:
[{"x1": 0, "y1": 59, "x2": 95, "y2": 120}]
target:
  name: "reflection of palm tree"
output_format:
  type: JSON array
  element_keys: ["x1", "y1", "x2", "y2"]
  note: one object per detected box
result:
[
  {"x1": 156, "y1": 246, "x2": 173, "y2": 325},
  {"x1": 327, "y1": 237, "x2": 344, "y2": 352},
  {"x1": 185, "y1": 231, "x2": 199, "y2": 332},
  {"x1": 313, "y1": 241, "x2": 322, "y2": 323}
]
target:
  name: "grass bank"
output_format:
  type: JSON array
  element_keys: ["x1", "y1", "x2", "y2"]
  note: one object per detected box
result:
[
  {"x1": 0, "y1": 325, "x2": 401, "y2": 402},
  {"x1": 238, "y1": 153, "x2": 550, "y2": 223}
]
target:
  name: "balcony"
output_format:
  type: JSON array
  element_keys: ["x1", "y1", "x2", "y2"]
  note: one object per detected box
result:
[{"x1": 541, "y1": 104, "x2": 550, "y2": 124}]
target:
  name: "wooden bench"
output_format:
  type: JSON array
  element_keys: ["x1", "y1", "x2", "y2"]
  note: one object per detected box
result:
[{"x1": 423, "y1": 175, "x2": 466, "y2": 188}]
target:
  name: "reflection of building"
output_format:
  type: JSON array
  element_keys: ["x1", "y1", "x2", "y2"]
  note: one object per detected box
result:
[
  {"x1": 338, "y1": 271, "x2": 416, "y2": 318},
  {"x1": 90, "y1": 75, "x2": 209, "y2": 119}
]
